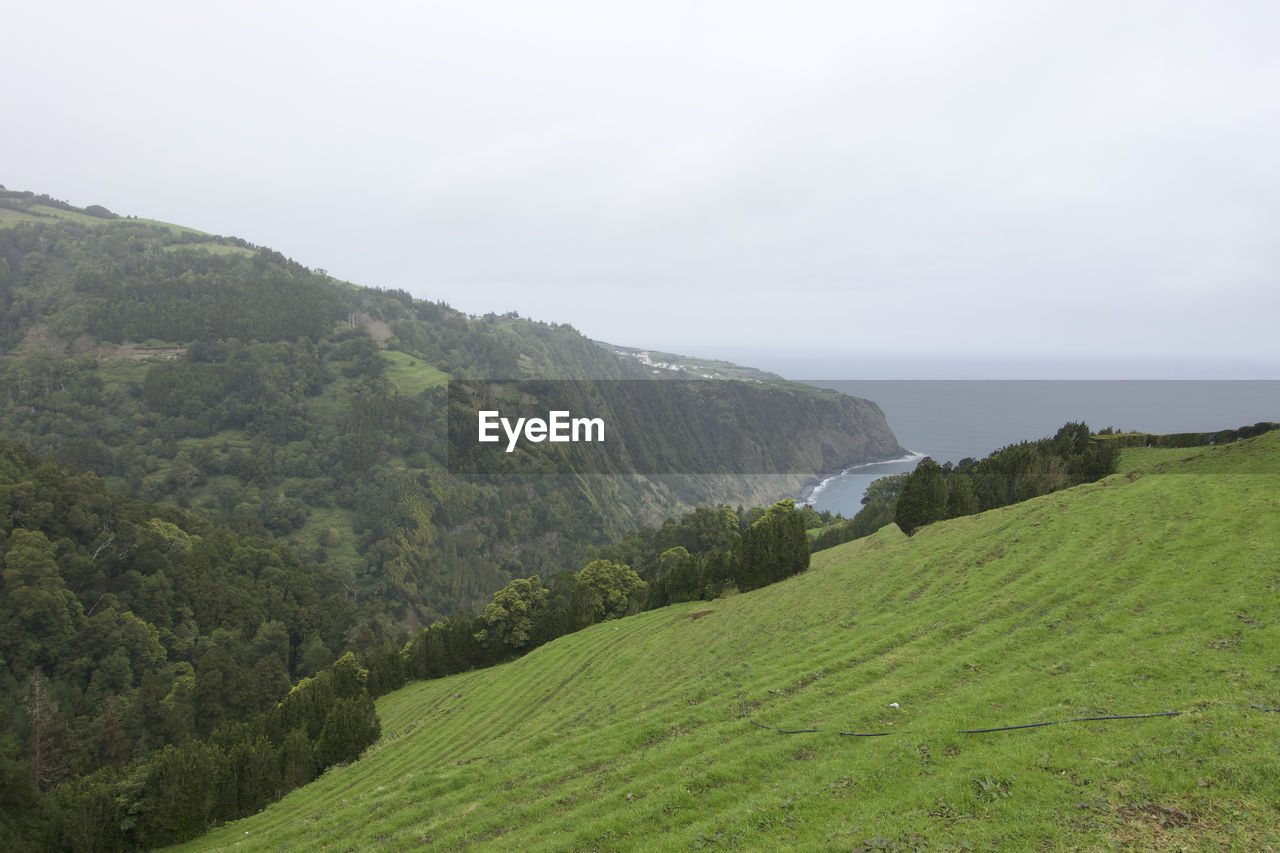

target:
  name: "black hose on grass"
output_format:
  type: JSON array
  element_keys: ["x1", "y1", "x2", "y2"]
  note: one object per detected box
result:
[
  {"x1": 740, "y1": 699, "x2": 1189, "y2": 737},
  {"x1": 957, "y1": 711, "x2": 1181, "y2": 734}
]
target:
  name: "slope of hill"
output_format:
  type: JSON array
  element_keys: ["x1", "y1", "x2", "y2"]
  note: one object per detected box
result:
[
  {"x1": 0, "y1": 187, "x2": 903, "y2": 626},
  {"x1": 174, "y1": 433, "x2": 1280, "y2": 851}
]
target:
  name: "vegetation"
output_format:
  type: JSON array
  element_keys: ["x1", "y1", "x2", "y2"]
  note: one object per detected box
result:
[
  {"x1": 0, "y1": 439, "x2": 359, "y2": 805},
  {"x1": 167, "y1": 433, "x2": 1280, "y2": 851},
  {"x1": 23, "y1": 652, "x2": 381, "y2": 852},
  {"x1": 0, "y1": 436, "x2": 813, "y2": 850},
  {"x1": 892, "y1": 422, "x2": 1120, "y2": 535},
  {"x1": 5, "y1": 408, "x2": 1268, "y2": 849},
  {"x1": 731, "y1": 499, "x2": 810, "y2": 592},
  {"x1": 13, "y1": 187, "x2": 1275, "y2": 849},
  {"x1": 1094, "y1": 422, "x2": 1280, "y2": 448},
  {"x1": 0, "y1": 201, "x2": 902, "y2": 635},
  {"x1": 0, "y1": 189, "x2": 904, "y2": 848},
  {"x1": 809, "y1": 421, "x2": 1279, "y2": 556},
  {"x1": 373, "y1": 500, "x2": 811, "y2": 690}
]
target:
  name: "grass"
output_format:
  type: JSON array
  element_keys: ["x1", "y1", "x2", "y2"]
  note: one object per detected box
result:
[
  {"x1": 132, "y1": 218, "x2": 213, "y2": 238},
  {"x1": 0, "y1": 207, "x2": 48, "y2": 227},
  {"x1": 381, "y1": 350, "x2": 449, "y2": 396},
  {"x1": 161, "y1": 241, "x2": 256, "y2": 257},
  {"x1": 289, "y1": 504, "x2": 364, "y2": 576},
  {"x1": 0, "y1": 203, "x2": 117, "y2": 227},
  {"x1": 174, "y1": 435, "x2": 1280, "y2": 851},
  {"x1": 93, "y1": 361, "x2": 153, "y2": 394},
  {"x1": 0, "y1": 202, "x2": 240, "y2": 250}
]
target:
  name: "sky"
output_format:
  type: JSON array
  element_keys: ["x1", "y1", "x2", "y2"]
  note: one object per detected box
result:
[{"x1": 4, "y1": 1, "x2": 1279, "y2": 378}]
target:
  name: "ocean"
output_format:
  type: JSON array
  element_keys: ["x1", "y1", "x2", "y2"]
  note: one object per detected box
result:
[{"x1": 801, "y1": 380, "x2": 1280, "y2": 518}]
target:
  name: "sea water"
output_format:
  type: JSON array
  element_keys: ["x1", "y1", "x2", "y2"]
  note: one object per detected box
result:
[{"x1": 801, "y1": 380, "x2": 1280, "y2": 518}]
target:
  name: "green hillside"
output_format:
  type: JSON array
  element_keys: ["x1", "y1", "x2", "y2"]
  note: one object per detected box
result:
[
  {"x1": 175, "y1": 435, "x2": 1280, "y2": 851},
  {"x1": 0, "y1": 188, "x2": 903, "y2": 627}
]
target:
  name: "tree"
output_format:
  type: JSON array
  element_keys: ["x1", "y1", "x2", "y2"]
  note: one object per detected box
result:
[
  {"x1": 278, "y1": 726, "x2": 315, "y2": 791},
  {"x1": 298, "y1": 635, "x2": 334, "y2": 678},
  {"x1": 575, "y1": 560, "x2": 646, "y2": 622},
  {"x1": 224, "y1": 732, "x2": 280, "y2": 817},
  {"x1": 700, "y1": 549, "x2": 732, "y2": 599},
  {"x1": 862, "y1": 472, "x2": 909, "y2": 509},
  {"x1": 657, "y1": 546, "x2": 701, "y2": 604},
  {"x1": 0, "y1": 732, "x2": 41, "y2": 850},
  {"x1": 0, "y1": 529, "x2": 85, "y2": 675},
  {"x1": 314, "y1": 694, "x2": 380, "y2": 769},
  {"x1": 48, "y1": 766, "x2": 124, "y2": 852},
  {"x1": 943, "y1": 472, "x2": 978, "y2": 518},
  {"x1": 895, "y1": 457, "x2": 947, "y2": 535},
  {"x1": 475, "y1": 575, "x2": 549, "y2": 650},
  {"x1": 26, "y1": 667, "x2": 69, "y2": 790},
  {"x1": 94, "y1": 695, "x2": 135, "y2": 769},
  {"x1": 1052, "y1": 421, "x2": 1092, "y2": 458},
  {"x1": 120, "y1": 741, "x2": 226, "y2": 848},
  {"x1": 734, "y1": 499, "x2": 810, "y2": 591}
]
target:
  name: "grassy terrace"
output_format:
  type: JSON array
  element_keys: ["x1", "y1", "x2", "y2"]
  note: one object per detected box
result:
[{"x1": 176, "y1": 436, "x2": 1280, "y2": 851}]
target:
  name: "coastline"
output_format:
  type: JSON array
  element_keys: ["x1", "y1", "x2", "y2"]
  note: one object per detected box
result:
[{"x1": 799, "y1": 450, "x2": 925, "y2": 505}]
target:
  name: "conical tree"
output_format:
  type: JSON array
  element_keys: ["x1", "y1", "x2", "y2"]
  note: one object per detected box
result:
[{"x1": 734, "y1": 499, "x2": 809, "y2": 591}]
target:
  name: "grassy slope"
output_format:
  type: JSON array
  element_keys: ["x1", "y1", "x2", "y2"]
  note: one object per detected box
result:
[
  {"x1": 0, "y1": 198, "x2": 252, "y2": 255},
  {"x1": 176, "y1": 436, "x2": 1280, "y2": 851},
  {"x1": 382, "y1": 349, "x2": 449, "y2": 396},
  {"x1": 0, "y1": 202, "x2": 118, "y2": 227}
]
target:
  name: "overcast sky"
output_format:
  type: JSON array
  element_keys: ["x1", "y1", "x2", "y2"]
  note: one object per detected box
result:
[{"x1": 4, "y1": 1, "x2": 1278, "y2": 377}]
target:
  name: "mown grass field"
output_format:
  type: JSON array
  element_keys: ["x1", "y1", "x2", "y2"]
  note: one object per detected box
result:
[
  {"x1": 0, "y1": 203, "x2": 120, "y2": 227},
  {"x1": 175, "y1": 436, "x2": 1280, "y2": 851}
]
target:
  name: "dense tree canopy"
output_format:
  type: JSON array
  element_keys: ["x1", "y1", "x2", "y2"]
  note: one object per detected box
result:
[
  {"x1": 575, "y1": 560, "x2": 647, "y2": 621},
  {"x1": 894, "y1": 423, "x2": 1122, "y2": 535},
  {"x1": 733, "y1": 499, "x2": 810, "y2": 592},
  {"x1": 476, "y1": 575, "x2": 550, "y2": 650}
]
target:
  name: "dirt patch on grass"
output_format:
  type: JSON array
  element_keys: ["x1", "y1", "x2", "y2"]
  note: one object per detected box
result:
[
  {"x1": 1119, "y1": 802, "x2": 1194, "y2": 828},
  {"x1": 1111, "y1": 801, "x2": 1229, "y2": 849},
  {"x1": 684, "y1": 610, "x2": 714, "y2": 621}
]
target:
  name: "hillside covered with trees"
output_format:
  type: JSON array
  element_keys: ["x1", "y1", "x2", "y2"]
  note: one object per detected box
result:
[
  {"x1": 0, "y1": 187, "x2": 910, "y2": 847},
  {"x1": 0, "y1": 188, "x2": 903, "y2": 633},
  {"x1": 0, "y1": 429, "x2": 816, "y2": 851}
]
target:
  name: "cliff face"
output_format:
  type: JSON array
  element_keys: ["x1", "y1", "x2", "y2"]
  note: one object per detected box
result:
[
  {"x1": 445, "y1": 376, "x2": 905, "y2": 528},
  {"x1": 447, "y1": 379, "x2": 904, "y2": 479}
]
